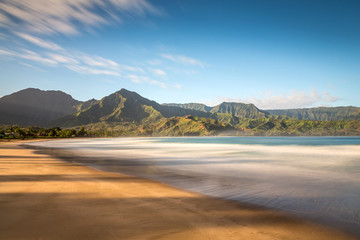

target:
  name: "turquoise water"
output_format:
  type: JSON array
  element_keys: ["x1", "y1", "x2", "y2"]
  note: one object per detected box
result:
[{"x1": 28, "y1": 137, "x2": 360, "y2": 237}]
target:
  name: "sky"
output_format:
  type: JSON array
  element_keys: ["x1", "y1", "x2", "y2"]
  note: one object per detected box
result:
[{"x1": 0, "y1": 0, "x2": 359, "y2": 109}]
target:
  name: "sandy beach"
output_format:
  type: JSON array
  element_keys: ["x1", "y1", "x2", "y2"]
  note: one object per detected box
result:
[{"x1": 0, "y1": 141, "x2": 356, "y2": 240}]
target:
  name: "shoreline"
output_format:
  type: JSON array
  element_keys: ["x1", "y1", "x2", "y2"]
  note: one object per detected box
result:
[{"x1": 0, "y1": 141, "x2": 357, "y2": 240}]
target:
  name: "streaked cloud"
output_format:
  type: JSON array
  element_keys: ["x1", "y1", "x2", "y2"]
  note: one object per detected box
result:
[
  {"x1": 148, "y1": 59, "x2": 163, "y2": 66},
  {"x1": 0, "y1": 31, "x2": 129, "y2": 77},
  {"x1": 81, "y1": 56, "x2": 118, "y2": 69},
  {"x1": 66, "y1": 65, "x2": 120, "y2": 76},
  {"x1": 121, "y1": 65, "x2": 145, "y2": 73},
  {"x1": 47, "y1": 53, "x2": 78, "y2": 64},
  {"x1": 21, "y1": 49, "x2": 58, "y2": 65},
  {"x1": 160, "y1": 54, "x2": 206, "y2": 67},
  {"x1": 0, "y1": 0, "x2": 162, "y2": 35},
  {"x1": 0, "y1": 48, "x2": 13, "y2": 56},
  {"x1": 0, "y1": 45, "x2": 121, "y2": 74},
  {"x1": 127, "y1": 74, "x2": 167, "y2": 88},
  {"x1": 15, "y1": 32, "x2": 63, "y2": 50},
  {"x1": 0, "y1": 31, "x2": 182, "y2": 89},
  {"x1": 19, "y1": 61, "x2": 47, "y2": 72},
  {"x1": 213, "y1": 90, "x2": 340, "y2": 109},
  {"x1": 0, "y1": 48, "x2": 58, "y2": 65},
  {"x1": 149, "y1": 68, "x2": 167, "y2": 77}
]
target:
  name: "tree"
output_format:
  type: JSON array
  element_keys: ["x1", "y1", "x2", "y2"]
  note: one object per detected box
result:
[{"x1": 77, "y1": 126, "x2": 86, "y2": 137}]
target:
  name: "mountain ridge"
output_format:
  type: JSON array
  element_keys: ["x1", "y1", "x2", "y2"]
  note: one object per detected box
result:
[
  {"x1": 1, "y1": 88, "x2": 360, "y2": 128},
  {"x1": 164, "y1": 102, "x2": 360, "y2": 121},
  {"x1": 0, "y1": 88, "x2": 81, "y2": 126},
  {"x1": 266, "y1": 106, "x2": 360, "y2": 121}
]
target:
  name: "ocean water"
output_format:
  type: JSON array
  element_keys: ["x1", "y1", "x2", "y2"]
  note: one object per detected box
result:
[{"x1": 27, "y1": 137, "x2": 360, "y2": 236}]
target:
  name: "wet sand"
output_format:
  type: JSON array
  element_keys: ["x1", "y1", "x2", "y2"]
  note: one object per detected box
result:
[{"x1": 0, "y1": 141, "x2": 356, "y2": 240}]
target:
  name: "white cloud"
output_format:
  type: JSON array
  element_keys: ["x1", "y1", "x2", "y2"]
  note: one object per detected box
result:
[
  {"x1": 21, "y1": 50, "x2": 58, "y2": 65},
  {"x1": 148, "y1": 59, "x2": 163, "y2": 66},
  {"x1": 0, "y1": 0, "x2": 161, "y2": 35},
  {"x1": 127, "y1": 74, "x2": 167, "y2": 88},
  {"x1": 15, "y1": 32, "x2": 63, "y2": 50},
  {"x1": 173, "y1": 84, "x2": 183, "y2": 89},
  {"x1": 1, "y1": 48, "x2": 58, "y2": 65},
  {"x1": 1, "y1": 31, "x2": 182, "y2": 88},
  {"x1": 0, "y1": 48, "x2": 13, "y2": 56},
  {"x1": 160, "y1": 54, "x2": 206, "y2": 67},
  {"x1": 148, "y1": 79, "x2": 167, "y2": 89},
  {"x1": 19, "y1": 61, "x2": 46, "y2": 72},
  {"x1": 0, "y1": 33, "x2": 138, "y2": 76},
  {"x1": 149, "y1": 68, "x2": 167, "y2": 77},
  {"x1": 47, "y1": 53, "x2": 78, "y2": 64},
  {"x1": 121, "y1": 65, "x2": 145, "y2": 73},
  {"x1": 66, "y1": 65, "x2": 120, "y2": 76},
  {"x1": 81, "y1": 56, "x2": 118, "y2": 69},
  {"x1": 213, "y1": 90, "x2": 340, "y2": 109},
  {"x1": 0, "y1": 12, "x2": 9, "y2": 27},
  {"x1": 2, "y1": 41, "x2": 149, "y2": 78}
]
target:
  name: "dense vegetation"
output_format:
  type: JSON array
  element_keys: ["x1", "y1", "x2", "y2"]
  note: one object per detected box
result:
[
  {"x1": 267, "y1": 106, "x2": 360, "y2": 121},
  {"x1": 2, "y1": 116, "x2": 360, "y2": 139},
  {"x1": 0, "y1": 126, "x2": 87, "y2": 139},
  {"x1": 235, "y1": 117, "x2": 360, "y2": 136}
]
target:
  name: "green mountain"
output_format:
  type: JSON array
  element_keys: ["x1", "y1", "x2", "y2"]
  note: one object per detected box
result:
[
  {"x1": 74, "y1": 98, "x2": 98, "y2": 112},
  {"x1": 164, "y1": 102, "x2": 268, "y2": 119},
  {"x1": 56, "y1": 89, "x2": 215, "y2": 127},
  {"x1": 267, "y1": 106, "x2": 360, "y2": 121},
  {"x1": 165, "y1": 103, "x2": 360, "y2": 121},
  {"x1": 147, "y1": 115, "x2": 234, "y2": 136},
  {"x1": 165, "y1": 103, "x2": 212, "y2": 112},
  {"x1": 235, "y1": 117, "x2": 360, "y2": 136},
  {"x1": 0, "y1": 88, "x2": 84, "y2": 126},
  {"x1": 210, "y1": 102, "x2": 269, "y2": 118},
  {"x1": 1, "y1": 88, "x2": 359, "y2": 131}
]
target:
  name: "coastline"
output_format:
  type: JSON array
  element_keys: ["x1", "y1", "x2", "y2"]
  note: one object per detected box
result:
[{"x1": 0, "y1": 141, "x2": 356, "y2": 240}]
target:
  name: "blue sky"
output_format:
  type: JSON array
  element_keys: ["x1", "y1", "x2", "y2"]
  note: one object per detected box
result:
[{"x1": 0, "y1": 0, "x2": 359, "y2": 109}]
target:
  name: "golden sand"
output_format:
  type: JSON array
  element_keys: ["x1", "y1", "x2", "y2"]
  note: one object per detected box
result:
[{"x1": 0, "y1": 141, "x2": 356, "y2": 240}]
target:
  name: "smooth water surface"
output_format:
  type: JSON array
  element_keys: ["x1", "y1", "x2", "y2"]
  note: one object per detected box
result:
[{"x1": 28, "y1": 137, "x2": 360, "y2": 237}]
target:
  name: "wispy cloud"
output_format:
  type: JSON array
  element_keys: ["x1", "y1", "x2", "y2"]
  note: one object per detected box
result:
[
  {"x1": 173, "y1": 84, "x2": 183, "y2": 89},
  {"x1": 0, "y1": 48, "x2": 58, "y2": 65},
  {"x1": 81, "y1": 56, "x2": 118, "y2": 69},
  {"x1": 121, "y1": 65, "x2": 145, "y2": 73},
  {"x1": 47, "y1": 53, "x2": 78, "y2": 64},
  {"x1": 160, "y1": 54, "x2": 206, "y2": 67},
  {"x1": 213, "y1": 90, "x2": 340, "y2": 109},
  {"x1": 0, "y1": 45, "x2": 121, "y2": 74},
  {"x1": 0, "y1": 48, "x2": 13, "y2": 56},
  {"x1": 0, "y1": 29, "x2": 133, "y2": 77},
  {"x1": 1, "y1": 30, "x2": 184, "y2": 89},
  {"x1": 127, "y1": 74, "x2": 167, "y2": 88},
  {"x1": 21, "y1": 49, "x2": 58, "y2": 65},
  {"x1": 0, "y1": 0, "x2": 162, "y2": 35},
  {"x1": 19, "y1": 61, "x2": 46, "y2": 72},
  {"x1": 66, "y1": 65, "x2": 120, "y2": 76},
  {"x1": 149, "y1": 68, "x2": 167, "y2": 77},
  {"x1": 15, "y1": 32, "x2": 63, "y2": 50},
  {"x1": 1, "y1": 42, "x2": 177, "y2": 89}
]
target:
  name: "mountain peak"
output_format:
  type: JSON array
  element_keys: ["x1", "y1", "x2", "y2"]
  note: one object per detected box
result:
[
  {"x1": 0, "y1": 88, "x2": 82, "y2": 126},
  {"x1": 118, "y1": 88, "x2": 134, "y2": 94}
]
